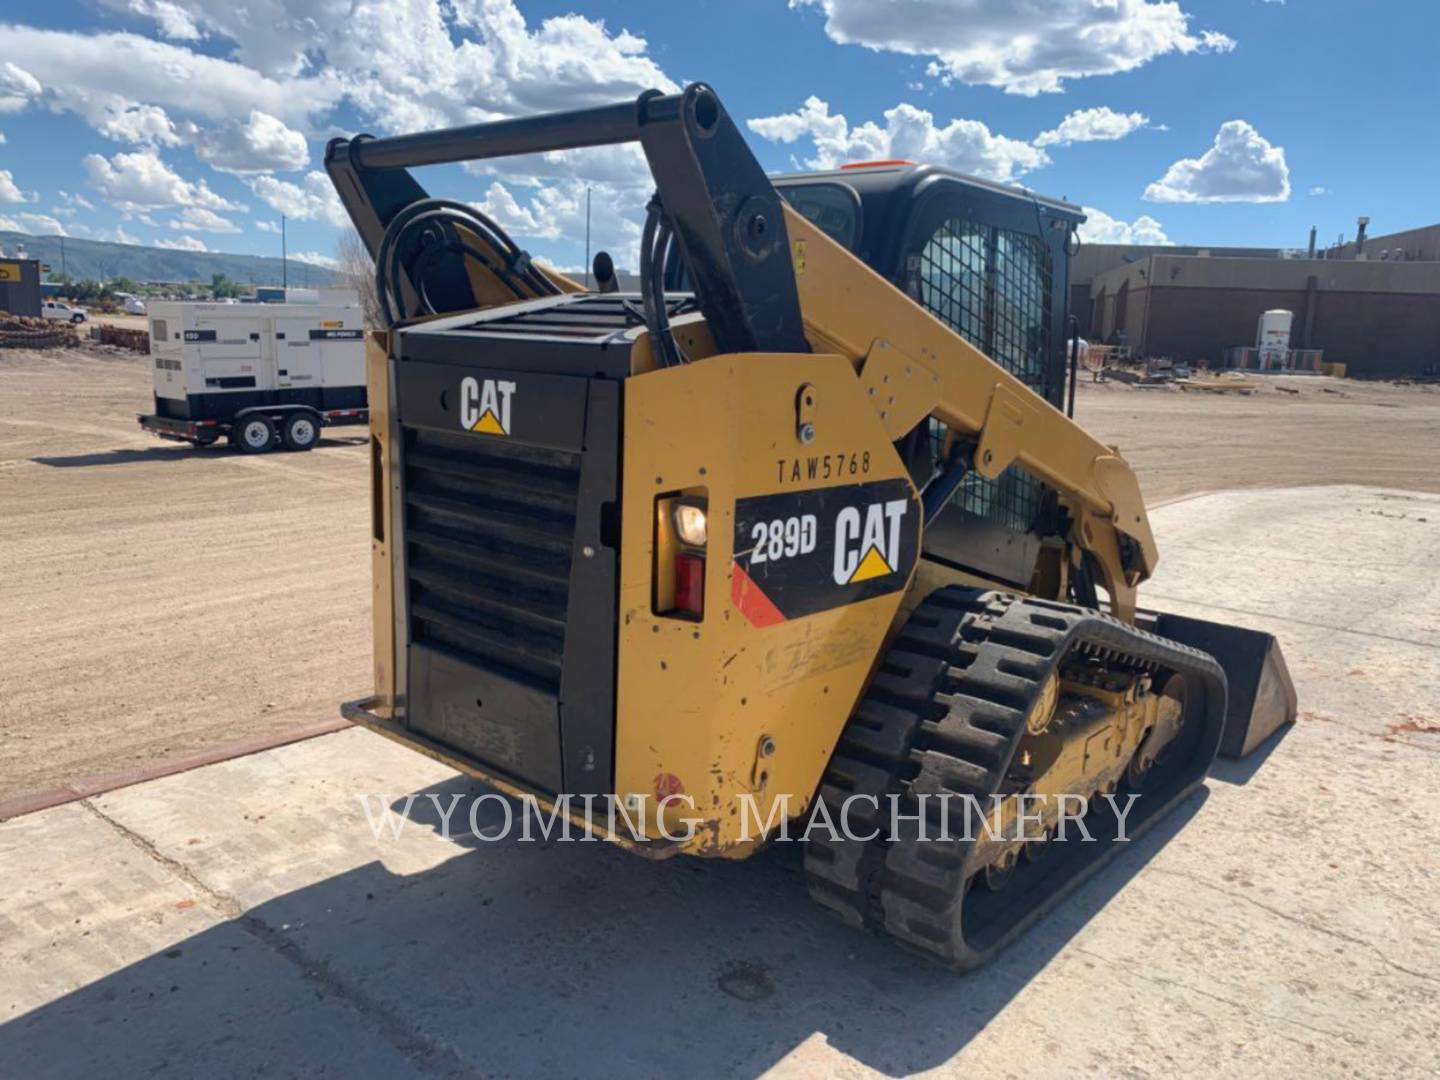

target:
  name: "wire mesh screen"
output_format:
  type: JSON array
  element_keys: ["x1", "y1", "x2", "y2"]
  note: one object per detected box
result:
[
  {"x1": 992, "y1": 230, "x2": 1051, "y2": 394},
  {"x1": 918, "y1": 221, "x2": 1053, "y2": 536},
  {"x1": 917, "y1": 219, "x2": 988, "y2": 350}
]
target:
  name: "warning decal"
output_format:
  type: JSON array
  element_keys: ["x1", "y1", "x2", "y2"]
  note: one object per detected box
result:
[{"x1": 731, "y1": 477, "x2": 919, "y2": 627}]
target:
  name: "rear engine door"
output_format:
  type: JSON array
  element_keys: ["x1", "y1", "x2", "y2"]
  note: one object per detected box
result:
[{"x1": 392, "y1": 356, "x2": 620, "y2": 797}]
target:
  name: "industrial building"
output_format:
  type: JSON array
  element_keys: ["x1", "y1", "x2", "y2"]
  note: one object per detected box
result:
[
  {"x1": 1325, "y1": 222, "x2": 1440, "y2": 263},
  {"x1": 0, "y1": 257, "x2": 42, "y2": 317},
  {"x1": 1072, "y1": 223, "x2": 1440, "y2": 377}
]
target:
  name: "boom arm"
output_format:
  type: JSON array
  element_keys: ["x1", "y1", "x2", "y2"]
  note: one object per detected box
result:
[{"x1": 782, "y1": 207, "x2": 1158, "y2": 623}]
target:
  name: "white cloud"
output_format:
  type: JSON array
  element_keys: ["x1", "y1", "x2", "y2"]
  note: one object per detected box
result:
[
  {"x1": 247, "y1": 170, "x2": 349, "y2": 229},
  {"x1": 1308, "y1": 185, "x2": 1327, "y2": 196},
  {"x1": 1144, "y1": 120, "x2": 1290, "y2": 203},
  {"x1": 475, "y1": 177, "x2": 647, "y2": 263},
  {"x1": 96, "y1": 102, "x2": 180, "y2": 146},
  {"x1": 748, "y1": 96, "x2": 1047, "y2": 182},
  {"x1": 0, "y1": 60, "x2": 41, "y2": 113},
  {"x1": 110, "y1": 1, "x2": 676, "y2": 126},
  {"x1": 254, "y1": 220, "x2": 281, "y2": 233},
  {"x1": 84, "y1": 149, "x2": 246, "y2": 213},
  {"x1": 0, "y1": 25, "x2": 338, "y2": 124},
  {"x1": 791, "y1": 0, "x2": 1235, "y2": 95},
  {"x1": 1078, "y1": 207, "x2": 1172, "y2": 246},
  {"x1": 290, "y1": 251, "x2": 340, "y2": 270},
  {"x1": 0, "y1": 169, "x2": 28, "y2": 203},
  {"x1": 3, "y1": 4, "x2": 676, "y2": 210},
  {"x1": 119, "y1": 1, "x2": 203, "y2": 41},
  {"x1": 474, "y1": 181, "x2": 541, "y2": 234},
  {"x1": 0, "y1": 2, "x2": 685, "y2": 273},
  {"x1": 1, "y1": 211, "x2": 68, "y2": 236},
  {"x1": 94, "y1": 223, "x2": 141, "y2": 244},
  {"x1": 171, "y1": 206, "x2": 242, "y2": 233},
  {"x1": 0, "y1": 131, "x2": 6, "y2": 144},
  {"x1": 155, "y1": 234, "x2": 208, "y2": 251},
  {"x1": 58, "y1": 190, "x2": 96, "y2": 212},
  {"x1": 74, "y1": 1, "x2": 675, "y2": 140},
  {"x1": 194, "y1": 111, "x2": 309, "y2": 173},
  {"x1": 1035, "y1": 107, "x2": 1151, "y2": 147}
]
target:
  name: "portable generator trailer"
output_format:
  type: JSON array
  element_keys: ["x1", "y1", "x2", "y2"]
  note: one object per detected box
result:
[
  {"x1": 137, "y1": 301, "x2": 369, "y2": 453},
  {"x1": 329, "y1": 84, "x2": 1296, "y2": 971}
]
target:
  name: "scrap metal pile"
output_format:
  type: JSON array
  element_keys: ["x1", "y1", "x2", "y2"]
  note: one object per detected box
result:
[
  {"x1": 98, "y1": 324, "x2": 150, "y2": 353},
  {"x1": 0, "y1": 312, "x2": 78, "y2": 350}
]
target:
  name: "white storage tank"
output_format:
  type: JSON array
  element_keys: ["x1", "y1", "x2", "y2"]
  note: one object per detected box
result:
[{"x1": 1256, "y1": 309, "x2": 1293, "y2": 370}]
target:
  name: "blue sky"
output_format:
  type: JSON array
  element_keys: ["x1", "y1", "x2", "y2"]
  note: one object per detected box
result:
[{"x1": 0, "y1": 0, "x2": 1435, "y2": 272}]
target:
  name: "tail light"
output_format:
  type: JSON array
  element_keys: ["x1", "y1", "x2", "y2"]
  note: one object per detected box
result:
[
  {"x1": 654, "y1": 493, "x2": 708, "y2": 620},
  {"x1": 673, "y1": 552, "x2": 705, "y2": 617}
]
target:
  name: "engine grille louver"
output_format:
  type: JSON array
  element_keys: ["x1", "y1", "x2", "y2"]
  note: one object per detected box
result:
[{"x1": 403, "y1": 428, "x2": 580, "y2": 692}]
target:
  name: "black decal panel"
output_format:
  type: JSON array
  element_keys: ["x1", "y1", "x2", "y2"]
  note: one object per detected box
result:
[{"x1": 731, "y1": 478, "x2": 919, "y2": 625}]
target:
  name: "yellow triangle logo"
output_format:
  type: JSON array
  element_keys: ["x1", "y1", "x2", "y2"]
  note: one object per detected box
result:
[
  {"x1": 471, "y1": 408, "x2": 506, "y2": 435},
  {"x1": 848, "y1": 545, "x2": 894, "y2": 583}
]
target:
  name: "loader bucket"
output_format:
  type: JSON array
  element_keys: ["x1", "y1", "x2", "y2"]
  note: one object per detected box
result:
[{"x1": 1141, "y1": 610, "x2": 1297, "y2": 759}]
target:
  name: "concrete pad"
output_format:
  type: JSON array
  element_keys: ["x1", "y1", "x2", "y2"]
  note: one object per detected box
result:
[{"x1": 2, "y1": 486, "x2": 1437, "y2": 1077}]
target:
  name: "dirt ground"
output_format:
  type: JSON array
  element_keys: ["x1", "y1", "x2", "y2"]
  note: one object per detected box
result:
[
  {"x1": 1, "y1": 346, "x2": 1437, "y2": 802},
  {"x1": 0, "y1": 346, "x2": 371, "y2": 802},
  {"x1": 1076, "y1": 373, "x2": 1440, "y2": 503}
]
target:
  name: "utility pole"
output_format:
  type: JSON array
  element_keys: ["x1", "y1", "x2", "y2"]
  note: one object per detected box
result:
[
  {"x1": 281, "y1": 215, "x2": 288, "y2": 290},
  {"x1": 584, "y1": 186, "x2": 592, "y2": 288}
]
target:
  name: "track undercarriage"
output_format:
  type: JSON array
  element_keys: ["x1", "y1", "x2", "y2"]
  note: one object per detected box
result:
[{"x1": 805, "y1": 586, "x2": 1228, "y2": 969}]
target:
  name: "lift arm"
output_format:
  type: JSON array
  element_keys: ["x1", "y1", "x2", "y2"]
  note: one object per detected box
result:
[{"x1": 783, "y1": 207, "x2": 1158, "y2": 622}]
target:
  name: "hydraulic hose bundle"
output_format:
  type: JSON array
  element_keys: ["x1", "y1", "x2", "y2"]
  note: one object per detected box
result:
[
  {"x1": 373, "y1": 198, "x2": 559, "y2": 328},
  {"x1": 639, "y1": 196, "x2": 685, "y2": 368}
]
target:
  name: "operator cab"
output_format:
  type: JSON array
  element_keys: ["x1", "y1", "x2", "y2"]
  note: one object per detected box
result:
[{"x1": 774, "y1": 163, "x2": 1086, "y2": 591}]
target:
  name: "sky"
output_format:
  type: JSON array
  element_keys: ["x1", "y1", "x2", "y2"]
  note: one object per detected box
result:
[{"x1": 0, "y1": 0, "x2": 1436, "y2": 273}]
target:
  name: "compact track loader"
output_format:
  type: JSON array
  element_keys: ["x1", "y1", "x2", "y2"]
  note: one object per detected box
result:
[{"x1": 330, "y1": 84, "x2": 1295, "y2": 970}]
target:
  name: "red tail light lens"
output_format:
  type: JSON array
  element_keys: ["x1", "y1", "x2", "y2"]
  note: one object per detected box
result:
[{"x1": 674, "y1": 552, "x2": 705, "y2": 617}]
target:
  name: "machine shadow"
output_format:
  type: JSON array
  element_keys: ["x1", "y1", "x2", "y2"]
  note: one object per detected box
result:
[
  {"x1": 1207, "y1": 723, "x2": 1292, "y2": 785},
  {"x1": 32, "y1": 446, "x2": 206, "y2": 467},
  {"x1": 32, "y1": 438, "x2": 365, "y2": 467},
  {"x1": 3, "y1": 774, "x2": 1207, "y2": 1078}
]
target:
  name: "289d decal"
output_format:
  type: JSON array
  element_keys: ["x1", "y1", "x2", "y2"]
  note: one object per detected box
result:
[
  {"x1": 731, "y1": 479, "x2": 920, "y2": 627},
  {"x1": 747, "y1": 513, "x2": 819, "y2": 566}
]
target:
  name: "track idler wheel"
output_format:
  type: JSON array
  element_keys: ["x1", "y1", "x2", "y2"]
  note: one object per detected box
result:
[
  {"x1": 982, "y1": 849, "x2": 1019, "y2": 891},
  {"x1": 1127, "y1": 674, "x2": 1188, "y2": 788}
]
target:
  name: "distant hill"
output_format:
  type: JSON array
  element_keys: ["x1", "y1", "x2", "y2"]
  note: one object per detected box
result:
[{"x1": 0, "y1": 232, "x2": 339, "y2": 286}]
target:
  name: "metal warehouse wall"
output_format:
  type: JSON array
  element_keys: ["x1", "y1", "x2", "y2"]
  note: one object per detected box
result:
[
  {"x1": 1089, "y1": 256, "x2": 1440, "y2": 376},
  {"x1": 1069, "y1": 244, "x2": 1289, "y2": 339},
  {"x1": 0, "y1": 258, "x2": 42, "y2": 318}
]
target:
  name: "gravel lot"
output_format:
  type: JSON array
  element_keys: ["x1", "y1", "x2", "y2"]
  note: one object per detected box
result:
[{"x1": 1, "y1": 345, "x2": 1437, "y2": 802}]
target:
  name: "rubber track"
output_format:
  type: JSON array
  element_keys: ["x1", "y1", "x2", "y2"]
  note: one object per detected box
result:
[{"x1": 803, "y1": 586, "x2": 1227, "y2": 970}]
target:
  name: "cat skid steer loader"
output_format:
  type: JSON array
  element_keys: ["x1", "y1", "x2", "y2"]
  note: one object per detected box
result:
[{"x1": 329, "y1": 84, "x2": 1295, "y2": 969}]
